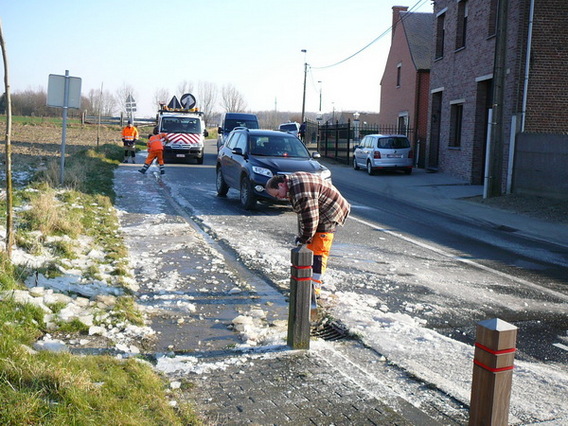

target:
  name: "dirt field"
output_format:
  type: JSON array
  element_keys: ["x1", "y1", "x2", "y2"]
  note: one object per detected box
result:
[{"x1": 0, "y1": 121, "x2": 155, "y2": 186}]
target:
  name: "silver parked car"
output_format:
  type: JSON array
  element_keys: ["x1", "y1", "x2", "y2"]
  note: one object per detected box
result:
[{"x1": 353, "y1": 134, "x2": 414, "y2": 175}]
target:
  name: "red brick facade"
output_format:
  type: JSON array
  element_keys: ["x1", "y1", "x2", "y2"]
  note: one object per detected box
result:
[
  {"x1": 379, "y1": 7, "x2": 433, "y2": 167},
  {"x1": 428, "y1": 0, "x2": 568, "y2": 189}
]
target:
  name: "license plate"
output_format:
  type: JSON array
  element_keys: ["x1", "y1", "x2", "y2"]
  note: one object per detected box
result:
[
  {"x1": 176, "y1": 154, "x2": 185, "y2": 158},
  {"x1": 387, "y1": 154, "x2": 402, "y2": 158}
]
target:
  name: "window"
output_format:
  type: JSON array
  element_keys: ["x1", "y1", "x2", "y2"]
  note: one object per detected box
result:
[
  {"x1": 449, "y1": 103, "x2": 464, "y2": 147},
  {"x1": 456, "y1": 1, "x2": 468, "y2": 49},
  {"x1": 435, "y1": 11, "x2": 446, "y2": 59},
  {"x1": 398, "y1": 115, "x2": 409, "y2": 136},
  {"x1": 396, "y1": 63, "x2": 402, "y2": 87},
  {"x1": 235, "y1": 133, "x2": 247, "y2": 152},
  {"x1": 488, "y1": 0, "x2": 498, "y2": 37}
]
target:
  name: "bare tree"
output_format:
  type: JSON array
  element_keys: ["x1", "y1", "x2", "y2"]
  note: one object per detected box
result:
[
  {"x1": 0, "y1": 18, "x2": 14, "y2": 257},
  {"x1": 220, "y1": 83, "x2": 247, "y2": 112},
  {"x1": 87, "y1": 87, "x2": 116, "y2": 116},
  {"x1": 177, "y1": 80, "x2": 194, "y2": 98},
  {"x1": 197, "y1": 81, "x2": 218, "y2": 124},
  {"x1": 115, "y1": 83, "x2": 136, "y2": 115},
  {"x1": 153, "y1": 87, "x2": 170, "y2": 110}
]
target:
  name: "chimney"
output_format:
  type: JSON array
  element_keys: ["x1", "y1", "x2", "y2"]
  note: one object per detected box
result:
[{"x1": 392, "y1": 6, "x2": 409, "y2": 40}]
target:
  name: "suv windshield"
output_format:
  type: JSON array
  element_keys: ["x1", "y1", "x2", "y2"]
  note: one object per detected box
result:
[
  {"x1": 225, "y1": 119, "x2": 259, "y2": 131},
  {"x1": 250, "y1": 135, "x2": 310, "y2": 158},
  {"x1": 162, "y1": 117, "x2": 201, "y2": 134}
]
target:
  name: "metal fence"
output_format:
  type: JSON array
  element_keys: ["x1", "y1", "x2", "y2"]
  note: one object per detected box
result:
[
  {"x1": 81, "y1": 111, "x2": 156, "y2": 127},
  {"x1": 315, "y1": 120, "x2": 414, "y2": 165}
]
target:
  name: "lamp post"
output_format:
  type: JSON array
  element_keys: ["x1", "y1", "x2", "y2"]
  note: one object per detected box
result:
[
  {"x1": 301, "y1": 49, "x2": 307, "y2": 124},
  {"x1": 353, "y1": 111, "x2": 360, "y2": 142},
  {"x1": 318, "y1": 80, "x2": 322, "y2": 113}
]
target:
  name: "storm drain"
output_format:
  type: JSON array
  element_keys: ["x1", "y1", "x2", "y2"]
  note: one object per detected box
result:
[{"x1": 311, "y1": 320, "x2": 351, "y2": 341}]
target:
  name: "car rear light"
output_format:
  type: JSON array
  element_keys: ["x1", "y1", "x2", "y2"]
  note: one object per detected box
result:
[
  {"x1": 408, "y1": 150, "x2": 414, "y2": 159},
  {"x1": 374, "y1": 151, "x2": 381, "y2": 159}
]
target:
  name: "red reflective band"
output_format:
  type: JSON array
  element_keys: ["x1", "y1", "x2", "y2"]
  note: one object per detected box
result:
[
  {"x1": 291, "y1": 265, "x2": 312, "y2": 269},
  {"x1": 475, "y1": 342, "x2": 516, "y2": 355},
  {"x1": 290, "y1": 276, "x2": 312, "y2": 281},
  {"x1": 473, "y1": 359, "x2": 514, "y2": 373}
]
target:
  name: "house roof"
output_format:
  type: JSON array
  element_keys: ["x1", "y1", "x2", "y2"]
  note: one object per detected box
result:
[{"x1": 400, "y1": 11, "x2": 434, "y2": 71}]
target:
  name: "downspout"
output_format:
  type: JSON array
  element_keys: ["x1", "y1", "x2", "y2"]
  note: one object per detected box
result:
[{"x1": 521, "y1": 0, "x2": 535, "y2": 132}]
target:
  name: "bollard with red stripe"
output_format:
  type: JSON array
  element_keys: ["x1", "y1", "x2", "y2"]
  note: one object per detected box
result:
[
  {"x1": 287, "y1": 245, "x2": 313, "y2": 350},
  {"x1": 469, "y1": 318, "x2": 518, "y2": 425}
]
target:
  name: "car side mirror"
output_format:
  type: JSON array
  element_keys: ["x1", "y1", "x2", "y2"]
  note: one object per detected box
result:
[
  {"x1": 218, "y1": 126, "x2": 222, "y2": 133},
  {"x1": 232, "y1": 147, "x2": 243, "y2": 156},
  {"x1": 311, "y1": 152, "x2": 321, "y2": 159},
  {"x1": 203, "y1": 129, "x2": 209, "y2": 137}
]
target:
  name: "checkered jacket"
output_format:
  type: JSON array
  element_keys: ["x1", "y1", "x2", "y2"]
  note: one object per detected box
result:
[{"x1": 287, "y1": 172, "x2": 350, "y2": 244}]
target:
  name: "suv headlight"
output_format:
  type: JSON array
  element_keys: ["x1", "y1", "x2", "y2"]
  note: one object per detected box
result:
[
  {"x1": 252, "y1": 166, "x2": 273, "y2": 178},
  {"x1": 320, "y1": 168, "x2": 332, "y2": 180}
]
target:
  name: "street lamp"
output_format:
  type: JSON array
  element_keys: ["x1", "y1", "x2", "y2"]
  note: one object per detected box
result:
[
  {"x1": 318, "y1": 80, "x2": 322, "y2": 113},
  {"x1": 353, "y1": 112, "x2": 360, "y2": 142},
  {"x1": 301, "y1": 49, "x2": 307, "y2": 124}
]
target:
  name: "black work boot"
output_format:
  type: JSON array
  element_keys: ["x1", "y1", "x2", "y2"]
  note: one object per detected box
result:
[
  {"x1": 159, "y1": 165, "x2": 165, "y2": 175},
  {"x1": 138, "y1": 164, "x2": 149, "y2": 174}
]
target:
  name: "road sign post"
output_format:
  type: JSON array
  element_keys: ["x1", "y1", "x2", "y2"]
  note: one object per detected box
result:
[{"x1": 47, "y1": 70, "x2": 81, "y2": 186}]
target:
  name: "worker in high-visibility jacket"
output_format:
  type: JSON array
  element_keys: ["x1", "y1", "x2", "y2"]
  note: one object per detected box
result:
[
  {"x1": 121, "y1": 120, "x2": 139, "y2": 163},
  {"x1": 138, "y1": 127, "x2": 169, "y2": 175}
]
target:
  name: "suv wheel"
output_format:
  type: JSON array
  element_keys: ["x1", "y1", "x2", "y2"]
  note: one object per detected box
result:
[
  {"x1": 240, "y1": 176, "x2": 256, "y2": 210},
  {"x1": 216, "y1": 167, "x2": 229, "y2": 196},
  {"x1": 367, "y1": 161, "x2": 374, "y2": 175}
]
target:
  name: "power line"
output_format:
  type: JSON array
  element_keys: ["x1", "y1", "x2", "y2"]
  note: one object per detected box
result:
[{"x1": 311, "y1": 0, "x2": 431, "y2": 70}]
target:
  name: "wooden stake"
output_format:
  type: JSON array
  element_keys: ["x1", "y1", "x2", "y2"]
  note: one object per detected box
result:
[
  {"x1": 469, "y1": 318, "x2": 517, "y2": 425},
  {"x1": 287, "y1": 245, "x2": 313, "y2": 350}
]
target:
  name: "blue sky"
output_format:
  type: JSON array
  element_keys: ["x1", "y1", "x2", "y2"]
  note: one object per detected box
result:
[{"x1": 1, "y1": 0, "x2": 433, "y2": 117}]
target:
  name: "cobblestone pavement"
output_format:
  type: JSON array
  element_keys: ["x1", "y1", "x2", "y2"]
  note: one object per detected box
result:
[{"x1": 170, "y1": 349, "x2": 431, "y2": 426}]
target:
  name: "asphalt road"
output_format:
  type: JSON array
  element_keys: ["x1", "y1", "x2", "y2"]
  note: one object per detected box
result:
[{"x1": 161, "y1": 140, "x2": 568, "y2": 365}]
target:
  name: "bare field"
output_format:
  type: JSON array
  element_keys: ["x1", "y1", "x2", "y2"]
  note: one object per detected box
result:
[{"x1": 0, "y1": 121, "x2": 153, "y2": 184}]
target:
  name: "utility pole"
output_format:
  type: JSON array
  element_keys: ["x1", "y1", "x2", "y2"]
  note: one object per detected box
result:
[
  {"x1": 486, "y1": 0, "x2": 509, "y2": 198},
  {"x1": 301, "y1": 49, "x2": 307, "y2": 124}
]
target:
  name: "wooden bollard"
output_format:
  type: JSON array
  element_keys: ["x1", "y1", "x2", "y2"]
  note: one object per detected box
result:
[
  {"x1": 287, "y1": 245, "x2": 313, "y2": 350},
  {"x1": 469, "y1": 318, "x2": 518, "y2": 425}
]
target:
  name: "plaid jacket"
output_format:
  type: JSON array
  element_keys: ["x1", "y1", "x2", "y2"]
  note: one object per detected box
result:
[{"x1": 287, "y1": 172, "x2": 350, "y2": 244}]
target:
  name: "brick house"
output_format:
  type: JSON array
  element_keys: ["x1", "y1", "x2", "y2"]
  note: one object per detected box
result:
[
  {"x1": 428, "y1": 0, "x2": 568, "y2": 198},
  {"x1": 379, "y1": 6, "x2": 434, "y2": 168}
]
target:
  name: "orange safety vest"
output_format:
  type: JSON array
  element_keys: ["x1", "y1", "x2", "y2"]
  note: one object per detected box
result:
[
  {"x1": 122, "y1": 125, "x2": 139, "y2": 142},
  {"x1": 148, "y1": 133, "x2": 168, "y2": 152}
]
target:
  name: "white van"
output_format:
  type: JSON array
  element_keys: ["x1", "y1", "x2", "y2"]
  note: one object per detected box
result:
[{"x1": 278, "y1": 122, "x2": 300, "y2": 138}]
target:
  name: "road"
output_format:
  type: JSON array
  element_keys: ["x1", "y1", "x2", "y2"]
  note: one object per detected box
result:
[{"x1": 161, "y1": 139, "x2": 568, "y2": 366}]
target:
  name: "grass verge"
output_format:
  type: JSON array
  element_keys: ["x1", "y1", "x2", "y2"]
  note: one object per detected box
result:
[{"x1": 0, "y1": 131, "x2": 202, "y2": 425}]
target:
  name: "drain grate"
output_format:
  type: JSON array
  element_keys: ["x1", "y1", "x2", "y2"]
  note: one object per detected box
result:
[{"x1": 311, "y1": 320, "x2": 350, "y2": 341}]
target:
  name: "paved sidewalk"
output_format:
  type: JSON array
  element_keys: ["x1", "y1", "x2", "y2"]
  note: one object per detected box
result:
[{"x1": 342, "y1": 165, "x2": 568, "y2": 249}]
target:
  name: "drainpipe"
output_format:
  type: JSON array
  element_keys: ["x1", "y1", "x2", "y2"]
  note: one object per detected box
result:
[{"x1": 520, "y1": 0, "x2": 535, "y2": 131}]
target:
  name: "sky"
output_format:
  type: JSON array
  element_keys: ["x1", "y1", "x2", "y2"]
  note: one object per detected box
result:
[{"x1": 1, "y1": 0, "x2": 434, "y2": 118}]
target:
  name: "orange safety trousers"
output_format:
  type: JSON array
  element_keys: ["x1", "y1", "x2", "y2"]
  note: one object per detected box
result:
[
  {"x1": 145, "y1": 150, "x2": 164, "y2": 166},
  {"x1": 307, "y1": 231, "x2": 335, "y2": 289}
]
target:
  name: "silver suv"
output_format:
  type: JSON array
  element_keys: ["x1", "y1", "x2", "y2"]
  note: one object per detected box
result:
[{"x1": 353, "y1": 134, "x2": 414, "y2": 175}]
